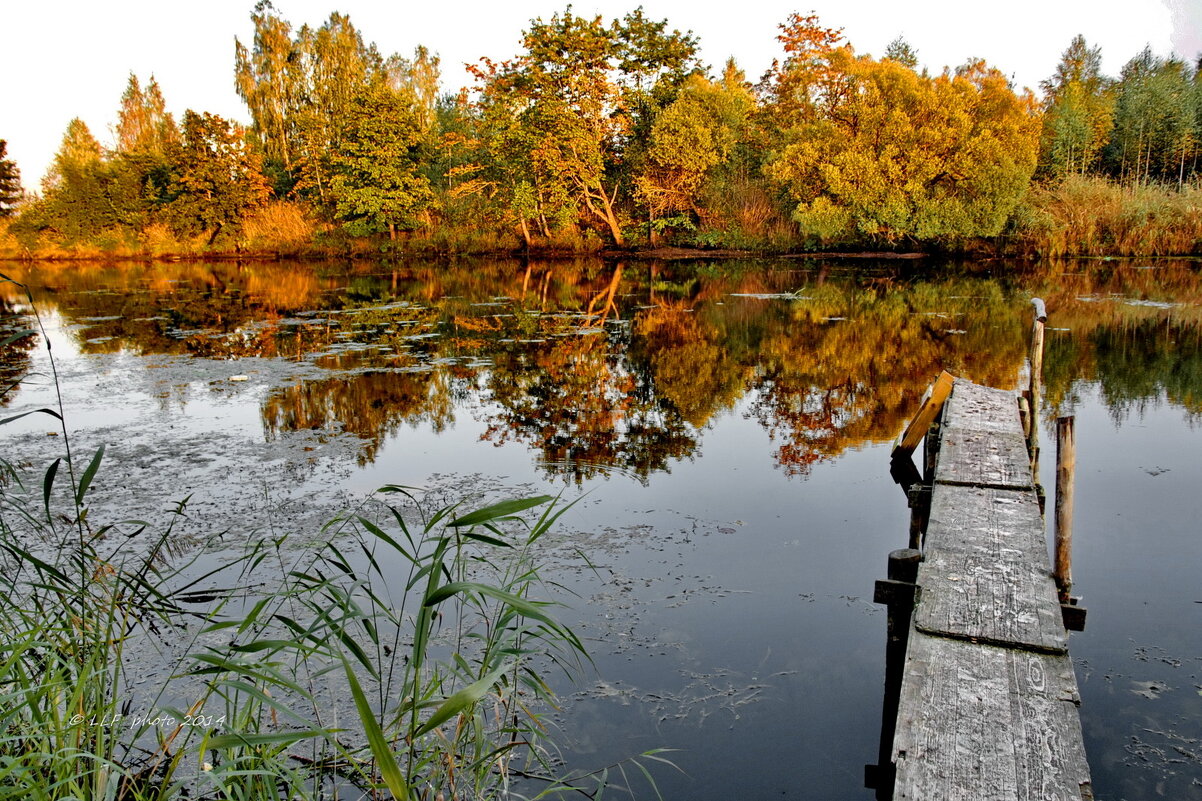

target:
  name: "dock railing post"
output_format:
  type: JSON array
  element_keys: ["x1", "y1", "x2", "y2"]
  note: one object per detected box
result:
[
  {"x1": 1054, "y1": 416, "x2": 1076, "y2": 604},
  {"x1": 1028, "y1": 298, "x2": 1047, "y2": 468}
]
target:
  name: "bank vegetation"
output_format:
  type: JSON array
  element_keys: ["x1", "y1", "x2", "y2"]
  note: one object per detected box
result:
[{"x1": 0, "y1": 9, "x2": 1199, "y2": 260}]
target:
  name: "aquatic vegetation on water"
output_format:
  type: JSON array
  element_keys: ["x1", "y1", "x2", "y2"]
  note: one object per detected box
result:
[{"x1": 0, "y1": 272, "x2": 669, "y2": 800}]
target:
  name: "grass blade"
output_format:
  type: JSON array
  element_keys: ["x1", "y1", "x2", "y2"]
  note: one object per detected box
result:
[
  {"x1": 413, "y1": 662, "x2": 510, "y2": 737},
  {"x1": 42, "y1": 457, "x2": 60, "y2": 522},
  {"x1": 75, "y1": 444, "x2": 105, "y2": 507},
  {"x1": 0, "y1": 407, "x2": 63, "y2": 426},
  {"x1": 342, "y1": 656, "x2": 409, "y2": 798},
  {"x1": 449, "y1": 496, "x2": 553, "y2": 527}
]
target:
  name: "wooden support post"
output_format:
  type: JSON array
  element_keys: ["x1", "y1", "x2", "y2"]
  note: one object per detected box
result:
[
  {"x1": 1054, "y1": 416, "x2": 1076, "y2": 604},
  {"x1": 922, "y1": 420, "x2": 941, "y2": 483},
  {"x1": 907, "y1": 485, "x2": 932, "y2": 550},
  {"x1": 1018, "y1": 395, "x2": 1031, "y2": 441},
  {"x1": 868, "y1": 548, "x2": 921, "y2": 798},
  {"x1": 889, "y1": 454, "x2": 922, "y2": 495},
  {"x1": 1027, "y1": 299, "x2": 1046, "y2": 466},
  {"x1": 888, "y1": 547, "x2": 922, "y2": 584}
]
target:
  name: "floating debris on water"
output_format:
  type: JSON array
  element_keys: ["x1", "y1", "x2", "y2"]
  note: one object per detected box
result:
[
  {"x1": 1124, "y1": 299, "x2": 1178, "y2": 309},
  {"x1": 728, "y1": 292, "x2": 811, "y2": 300},
  {"x1": 1131, "y1": 680, "x2": 1169, "y2": 700}
]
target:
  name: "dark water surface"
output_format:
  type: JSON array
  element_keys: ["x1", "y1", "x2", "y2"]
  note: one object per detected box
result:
[{"x1": 2, "y1": 257, "x2": 1200, "y2": 800}]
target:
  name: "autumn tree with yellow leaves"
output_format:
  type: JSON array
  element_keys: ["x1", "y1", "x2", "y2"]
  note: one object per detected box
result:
[{"x1": 764, "y1": 14, "x2": 1041, "y2": 243}]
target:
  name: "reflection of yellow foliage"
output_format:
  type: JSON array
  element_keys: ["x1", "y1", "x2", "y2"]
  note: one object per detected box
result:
[
  {"x1": 12, "y1": 256, "x2": 1202, "y2": 478},
  {"x1": 637, "y1": 304, "x2": 749, "y2": 427},
  {"x1": 245, "y1": 266, "x2": 320, "y2": 311},
  {"x1": 262, "y1": 370, "x2": 454, "y2": 464},
  {"x1": 749, "y1": 280, "x2": 1024, "y2": 474},
  {"x1": 481, "y1": 331, "x2": 698, "y2": 482}
]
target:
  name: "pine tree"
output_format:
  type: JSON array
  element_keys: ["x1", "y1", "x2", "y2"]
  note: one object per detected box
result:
[
  {"x1": 164, "y1": 111, "x2": 270, "y2": 245},
  {"x1": 884, "y1": 36, "x2": 919, "y2": 70},
  {"x1": 0, "y1": 141, "x2": 21, "y2": 217}
]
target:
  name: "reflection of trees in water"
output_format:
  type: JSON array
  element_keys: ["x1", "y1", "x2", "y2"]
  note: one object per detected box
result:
[
  {"x1": 9, "y1": 257, "x2": 1202, "y2": 476},
  {"x1": 481, "y1": 332, "x2": 697, "y2": 483},
  {"x1": 1, "y1": 261, "x2": 339, "y2": 359},
  {"x1": 742, "y1": 281, "x2": 1026, "y2": 474},
  {"x1": 1045, "y1": 316, "x2": 1202, "y2": 421},
  {"x1": 262, "y1": 369, "x2": 455, "y2": 464},
  {"x1": 633, "y1": 303, "x2": 751, "y2": 428},
  {"x1": 1034, "y1": 263, "x2": 1202, "y2": 421},
  {"x1": 0, "y1": 294, "x2": 36, "y2": 408}
]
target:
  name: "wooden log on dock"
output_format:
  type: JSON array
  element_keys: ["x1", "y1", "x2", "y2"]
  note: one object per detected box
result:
[{"x1": 893, "y1": 370, "x2": 955, "y2": 459}]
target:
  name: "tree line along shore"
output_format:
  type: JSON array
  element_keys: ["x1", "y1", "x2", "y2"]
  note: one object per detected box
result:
[{"x1": 1, "y1": 7, "x2": 1200, "y2": 261}]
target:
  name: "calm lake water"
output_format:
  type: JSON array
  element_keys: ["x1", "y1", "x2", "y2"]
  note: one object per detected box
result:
[{"x1": 2, "y1": 257, "x2": 1200, "y2": 800}]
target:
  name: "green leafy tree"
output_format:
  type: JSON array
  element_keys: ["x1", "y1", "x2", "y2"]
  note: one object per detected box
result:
[
  {"x1": 44, "y1": 118, "x2": 103, "y2": 190},
  {"x1": 467, "y1": 13, "x2": 612, "y2": 246},
  {"x1": 608, "y1": 7, "x2": 701, "y2": 221},
  {"x1": 0, "y1": 140, "x2": 21, "y2": 217},
  {"x1": 235, "y1": 0, "x2": 303, "y2": 191},
  {"x1": 328, "y1": 85, "x2": 434, "y2": 238},
  {"x1": 635, "y1": 71, "x2": 754, "y2": 238},
  {"x1": 1039, "y1": 35, "x2": 1113, "y2": 178},
  {"x1": 35, "y1": 120, "x2": 117, "y2": 241},
  {"x1": 1105, "y1": 48, "x2": 1197, "y2": 185},
  {"x1": 517, "y1": 8, "x2": 626, "y2": 244},
  {"x1": 236, "y1": 3, "x2": 386, "y2": 202},
  {"x1": 164, "y1": 111, "x2": 270, "y2": 245},
  {"x1": 111, "y1": 74, "x2": 180, "y2": 227},
  {"x1": 469, "y1": 6, "x2": 698, "y2": 246}
]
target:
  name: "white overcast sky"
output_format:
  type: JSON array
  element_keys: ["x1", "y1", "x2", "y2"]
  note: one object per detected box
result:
[{"x1": 2, "y1": 0, "x2": 1197, "y2": 188}]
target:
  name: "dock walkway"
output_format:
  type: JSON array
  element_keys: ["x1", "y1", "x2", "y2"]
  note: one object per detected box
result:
[{"x1": 888, "y1": 379, "x2": 1092, "y2": 800}]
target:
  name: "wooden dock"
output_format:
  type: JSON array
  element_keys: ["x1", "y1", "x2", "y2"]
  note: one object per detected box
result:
[{"x1": 873, "y1": 378, "x2": 1093, "y2": 800}]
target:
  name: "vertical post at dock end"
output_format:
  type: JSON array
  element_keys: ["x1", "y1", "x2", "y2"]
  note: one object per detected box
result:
[
  {"x1": 1028, "y1": 299, "x2": 1046, "y2": 469},
  {"x1": 1055, "y1": 416, "x2": 1076, "y2": 604}
]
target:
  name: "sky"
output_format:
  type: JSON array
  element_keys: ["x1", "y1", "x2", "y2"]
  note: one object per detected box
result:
[{"x1": 2, "y1": 0, "x2": 1196, "y2": 189}]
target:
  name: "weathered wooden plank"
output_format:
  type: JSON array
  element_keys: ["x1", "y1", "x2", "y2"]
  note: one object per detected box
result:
[
  {"x1": 892, "y1": 633, "x2": 1092, "y2": 801},
  {"x1": 915, "y1": 483, "x2": 1068, "y2": 653},
  {"x1": 936, "y1": 381, "x2": 1033, "y2": 489},
  {"x1": 942, "y1": 381, "x2": 1025, "y2": 436},
  {"x1": 893, "y1": 370, "x2": 956, "y2": 458}
]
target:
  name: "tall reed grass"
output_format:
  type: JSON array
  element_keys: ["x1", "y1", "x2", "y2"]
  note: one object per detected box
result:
[{"x1": 1009, "y1": 175, "x2": 1202, "y2": 258}]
